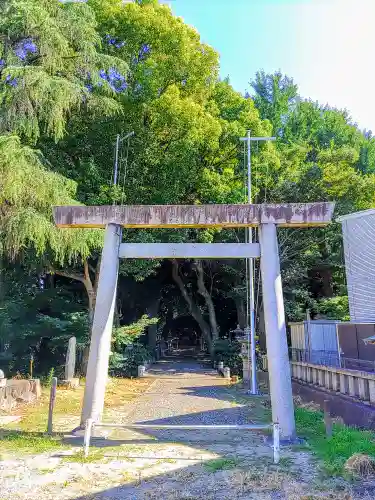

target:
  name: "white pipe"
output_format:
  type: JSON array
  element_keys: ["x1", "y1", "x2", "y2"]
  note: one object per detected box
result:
[
  {"x1": 93, "y1": 423, "x2": 272, "y2": 430},
  {"x1": 273, "y1": 422, "x2": 280, "y2": 464},
  {"x1": 83, "y1": 418, "x2": 94, "y2": 457}
]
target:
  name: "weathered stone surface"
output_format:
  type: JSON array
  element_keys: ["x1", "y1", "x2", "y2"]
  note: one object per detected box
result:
[
  {"x1": 29, "y1": 379, "x2": 42, "y2": 398},
  {"x1": 53, "y1": 202, "x2": 335, "y2": 229},
  {"x1": 0, "y1": 378, "x2": 41, "y2": 412},
  {"x1": 65, "y1": 336, "x2": 76, "y2": 380},
  {"x1": 58, "y1": 378, "x2": 80, "y2": 389}
]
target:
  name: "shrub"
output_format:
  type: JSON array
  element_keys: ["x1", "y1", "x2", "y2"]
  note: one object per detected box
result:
[
  {"x1": 109, "y1": 343, "x2": 154, "y2": 377},
  {"x1": 213, "y1": 338, "x2": 243, "y2": 376}
]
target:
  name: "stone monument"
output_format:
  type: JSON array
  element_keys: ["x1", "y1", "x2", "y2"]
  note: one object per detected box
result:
[
  {"x1": 61, "y1": 336, "x2": 79, "y2": 388},
  {"x1": 65, "y1": 336, "x2": 77, "y2": 380}
]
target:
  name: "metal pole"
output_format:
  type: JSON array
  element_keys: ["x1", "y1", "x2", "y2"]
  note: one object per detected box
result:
[
  {"x1": 113, "y1": 131, "x2": 134, "y2": 188},
  {"x1": 246, "y1": 130, "x2": 257, "y2": 395},
  {"x1": 113, "y1": 134, "x2": 120, "y2": 186},
  {"x1": 84, "y1": 418, "x2": 94, "y2": 457},
  {"x1": 29, "y1": 354, "x2": 34, "y2": 379},
  {"x1": 273, "y1": 422, "x2": 280, "y2": 464},
  {"x1": 323, "y1": 400, "x2": 333, "y2": 437},
  {"x1": 240, "y1": 133, "x2": 276, "y2": 395},
  {"x1": 47, "y1": 377, "x2": 57, "y2": 435}
]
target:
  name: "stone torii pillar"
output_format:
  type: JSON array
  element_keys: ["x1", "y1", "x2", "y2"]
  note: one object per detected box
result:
[
  {"x1": 53, "y1": 202, "x2": 335, "y2": 439},
  {"x1": 81, "y1": 224, "x2": 122, "y2": 424},
  {"x1": 260, "y1": 223, "x2": 295, "y2": 439}
]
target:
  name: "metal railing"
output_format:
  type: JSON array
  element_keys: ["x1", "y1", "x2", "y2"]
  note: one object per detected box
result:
[
  {"x1": 290, "y1": 348, "x2": 375, "y2": 373},
  {"x1": 340, "y1": 357, "x2": 375, "y2": 373},
  {"x1": 290, "y1": 348, "x2": 340, "y2": 367},
  {"x1": 291, "y1": 360, "x2": 375, "y2": 404},
  {"x1": 83, "y1": 419, "x2": 280, "y2": 464}
]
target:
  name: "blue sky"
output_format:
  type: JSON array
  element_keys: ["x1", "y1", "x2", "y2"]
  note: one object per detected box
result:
[{"x1": 171, "y1": 0, "x2": 375, "y2": 133}]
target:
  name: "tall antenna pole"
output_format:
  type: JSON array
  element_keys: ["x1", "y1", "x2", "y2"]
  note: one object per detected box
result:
[
  {"x1": 240, "y1": 131, "x2": 276, "y2": 395},
  {"x1": 113, "y1": 131, "x2": 134, "y2": 187},
  {"x1": 113, "y1": 134, "x2": 120, "y2": 186}
]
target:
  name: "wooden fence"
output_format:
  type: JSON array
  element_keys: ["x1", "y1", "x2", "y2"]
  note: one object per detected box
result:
[{"x1": 291, "y1": 361, "x2": 375, "y2": 406}]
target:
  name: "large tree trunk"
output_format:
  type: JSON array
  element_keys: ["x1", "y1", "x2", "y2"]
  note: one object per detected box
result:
[
  {"x1": 53, "y1": 258, "x2": 101, "y2": 324},
  {"x1": 146, "y1": 297, "x2": 160, "y2": 350},
  {"x1": 171, "y1": 259, "x2": 213, "y2": 354},
  {"x1": 235, "y1": 297, "x2": 246, "y2": 330},
  {"x1": 84, "y1": 260, "x2": 96, "y2": 323},
  {"x1": 195, "y1": 260, "x2": 219, "y2": 342}
]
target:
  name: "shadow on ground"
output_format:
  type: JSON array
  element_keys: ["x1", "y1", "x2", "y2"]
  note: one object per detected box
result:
[{"x1": 2, "y1": 361, "x2": 373, "y2": 499}]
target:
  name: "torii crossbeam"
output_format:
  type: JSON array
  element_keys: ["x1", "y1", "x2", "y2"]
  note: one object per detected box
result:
[{"x1": 53, "y1": 202, "x2": 334, "y2": 440}]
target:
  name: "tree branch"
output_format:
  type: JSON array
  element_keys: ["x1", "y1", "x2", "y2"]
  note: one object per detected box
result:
[
  {"x1": 53, "y1": 269, "x2": 86, "y2": 284},
  {"x1": 83, "y1": 259, "x2": 90, "y2": 282}
]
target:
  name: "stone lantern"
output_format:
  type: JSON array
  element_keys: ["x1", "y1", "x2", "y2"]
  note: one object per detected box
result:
[
  {"x1": 231, "y1": 324, "x2": 244, "y2": 340},
  {"x1": 239, "y1": 327, "x2": 251, "y2": 382}
]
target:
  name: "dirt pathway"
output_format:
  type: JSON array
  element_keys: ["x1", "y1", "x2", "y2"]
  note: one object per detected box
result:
[{"x1": 0, "y1": 359, "x2": 367, "y2": 499}]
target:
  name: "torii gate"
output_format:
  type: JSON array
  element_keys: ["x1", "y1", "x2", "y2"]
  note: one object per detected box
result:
[{"x1": 54, "y1": 202, "x2": 335, "y2": 440}]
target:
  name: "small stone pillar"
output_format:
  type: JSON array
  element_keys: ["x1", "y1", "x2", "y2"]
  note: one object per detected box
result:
[
  {"x1": 223, "y1": 367, "x2": 231, "y2": 379},
  {"x1": 138, "y1": 365, "x2": 146, "y2": 378},
  {"x1": 348, "y1": 376, "x2": 356, "y2": 397},
  {"x1": 324, "y1": 370, "x2": 331, "y2": 390},
  {"x1": 368, "y1": 380, "x2": 375, "y2": 405},
  {"x1": 0, "y1": 369, "x2": 6, "y2": 388},
  {"x1": 331, "y1": 372, "x2": 339, "y2": 391},
  {"x1": 339, "y1": 374, "x2": 347, "y2": 394},
  {"x1": 358, "y1": 377, "x2": 368, "y2": 400}
]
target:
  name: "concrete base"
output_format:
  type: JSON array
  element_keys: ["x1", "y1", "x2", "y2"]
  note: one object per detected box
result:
[
  {"x1": 266, "y1": 435, "x2": 305, "y2": 446},
  {"x1": 71, "y1": 425, "x2": 110, "y2": 439},
  {"x1": 245, "y1": 391, "x2": 270, "y2": 398}
]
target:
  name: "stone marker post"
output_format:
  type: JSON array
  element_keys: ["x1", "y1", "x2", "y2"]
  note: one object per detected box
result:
[
  {"x1": 65, "y1": 336, "x2": 76, "y2": 380},
  {"x1": 0, "y1": 369, "x2": 6, "y2": 388}
]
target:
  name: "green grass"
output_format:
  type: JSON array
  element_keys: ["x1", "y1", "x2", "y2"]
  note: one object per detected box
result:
[
  {"x1": 277, "y1": 456, "x2": 293, "y2": 469},
  {"x1": 0, "y1": 431, "x2": 65, "y2": 455},
  {"x1": 295, "y1": 407, "x2": 375, "y2": 475},
  {"x1": 62, "y1": 449, "x2": 107, "y2": 463},
  {"x1": 38, "y1": 467, "x2": 57, "y2": 474},
  {"x1": 204, "y1": 457, "x2": 239, "y2": 472}
]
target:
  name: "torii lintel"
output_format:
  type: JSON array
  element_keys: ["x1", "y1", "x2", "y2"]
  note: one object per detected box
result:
[{"x1": 53, "y1": 202, "x2": 335, "y2": 229}]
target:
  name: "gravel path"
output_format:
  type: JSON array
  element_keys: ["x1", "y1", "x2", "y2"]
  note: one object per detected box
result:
[{"x1": 109, "y1": 359, "x2": 254, "y2": 427}]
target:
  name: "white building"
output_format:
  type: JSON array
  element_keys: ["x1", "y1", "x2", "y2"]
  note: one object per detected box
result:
[{"x1": 338, "y1": 209, "x2": 375, "y2": 322}]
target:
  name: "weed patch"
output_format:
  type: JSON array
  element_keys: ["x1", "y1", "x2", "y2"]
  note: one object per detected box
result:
[
  {"x1": 295, "y1": 407, "x2": 375, "y2": 476},
  {"x1": 204, "y1": 457, "x2": 239, "y2": 472},
  {"x1": 62, "y1": 449, "x2": 107, "y2": 464},
  {"x1": 0, "y1": 431, "x2": 65, "y2": 455}
]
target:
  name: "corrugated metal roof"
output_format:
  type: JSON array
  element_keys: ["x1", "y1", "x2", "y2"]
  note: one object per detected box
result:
[
  {"x1": 341, "y1": 214, "x2": 375, "y2": 321},
  {"x1": 337, "y1": 208, "x2": 375, "y2": 222}
]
